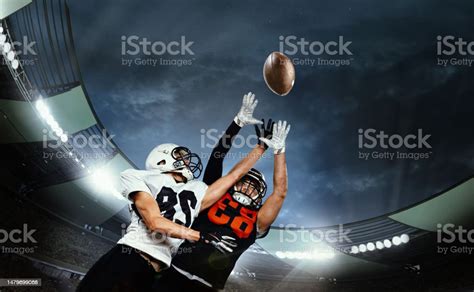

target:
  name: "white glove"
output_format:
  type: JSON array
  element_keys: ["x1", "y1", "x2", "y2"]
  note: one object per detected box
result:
[
  {"x1": 234, "y1": 92, "x2": 263, "y2": 127},
  {"x1": 259, "y1": 120, "x2": 291, "y2": 154}
]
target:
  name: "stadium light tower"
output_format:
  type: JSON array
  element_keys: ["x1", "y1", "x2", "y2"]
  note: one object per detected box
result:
[{"x1": 0, "y1": 28, "x2": 19, "y2": 70}]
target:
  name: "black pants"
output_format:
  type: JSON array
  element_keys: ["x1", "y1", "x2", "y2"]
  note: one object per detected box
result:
[
  {"x1": 153, "y1": 266, "x2": 218, "y2": 292},
  {"x1": 77, "y1": 244, "x2": 157, "y2": 292}
]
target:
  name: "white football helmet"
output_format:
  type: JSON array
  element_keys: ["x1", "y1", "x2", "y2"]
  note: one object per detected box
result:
[{"x1": 145, "y1": 143, "x2": 202, "y2": 181}]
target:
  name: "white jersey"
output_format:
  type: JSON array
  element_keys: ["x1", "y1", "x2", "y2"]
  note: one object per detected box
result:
[{"x1": 117, "y1": 169, "x2": 207, "y2": 268}]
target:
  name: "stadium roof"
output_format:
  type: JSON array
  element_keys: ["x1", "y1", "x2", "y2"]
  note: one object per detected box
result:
[{"x1": 1, "y1": 0, "x2": 133, "y2": 233}]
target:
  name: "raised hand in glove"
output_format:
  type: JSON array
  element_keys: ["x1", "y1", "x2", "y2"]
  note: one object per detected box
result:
[
  {"x1": 234, "y1": 92, "x2": 263, "y2": 127},
  {"x1": 199, "y1": 232, "x2": 238, "y2": 254},
  {"x1": 259, "y1": 120, "x2": 291, "y2": 154},
  {"x1": 255, "y1": 119, "x2": 274, "y2": 150}
]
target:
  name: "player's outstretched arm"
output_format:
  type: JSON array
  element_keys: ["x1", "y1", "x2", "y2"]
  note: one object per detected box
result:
[
  {"x1": 200, "y1": 144, "x2": 266, "y2": 211},
  {"x1": 203, "y1": 92, "x2": 263, "y2": 185},
  {"x1": 257, "y1": 121, "x2": 290, "y2": 234}
]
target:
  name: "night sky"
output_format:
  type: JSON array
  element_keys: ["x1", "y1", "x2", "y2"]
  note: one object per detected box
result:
[{"x1": 68, "y1": 0, "x2": 473, "y2": 227}]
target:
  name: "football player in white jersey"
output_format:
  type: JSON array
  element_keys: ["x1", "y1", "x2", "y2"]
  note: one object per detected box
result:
[{"x1": 77, "y1": 92, "x2": 265, "y2": 292}]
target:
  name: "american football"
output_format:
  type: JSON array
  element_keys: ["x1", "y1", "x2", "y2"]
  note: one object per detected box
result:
[{"x1": 263, "y1": 52, "x2": 295, "y2": 96}]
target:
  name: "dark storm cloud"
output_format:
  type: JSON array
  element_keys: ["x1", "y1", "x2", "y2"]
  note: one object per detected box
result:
[{"x1": 68, "y1": 0, "x2": 473, "y2": 226}]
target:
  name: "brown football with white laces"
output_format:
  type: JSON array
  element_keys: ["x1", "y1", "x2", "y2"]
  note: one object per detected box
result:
[{"x1": 263, "y1": 52, "x2": 295, "y2": 96}]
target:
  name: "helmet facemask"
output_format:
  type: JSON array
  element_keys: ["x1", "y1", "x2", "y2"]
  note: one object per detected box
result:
[
  {"x1": 146, "y1": 143, "x2": 203, "y2": 181},
  {"x1": 231, "y1": 169, "x2": 267, "y2": 209},
  {"x1": 170, "y1": 146, "x2": 203, "y2": 181}
]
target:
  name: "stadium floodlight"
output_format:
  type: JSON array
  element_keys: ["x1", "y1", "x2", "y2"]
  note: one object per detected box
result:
[
  {"x1": 383, "y1": 239, "x2": 392, "y2": 248},
  {"x1": 311, "y1": 249, "x2": 335, "y2": 260},
  {"x1": 351, "y1": 246, "x2": 359, "y2": 254},
  {"x1": 35, "y1": 99, "x2": 48, "y2": 115},
  {"x1": 90, "y1": 167, "x2": 117, "y2": 194},
  {"x1": 7, "y1": 50, "x2": 15, "y2": 61},
  {"x1": 295, "y1": 252, "x2": 306, "y2": 260},
  {"x1": 376, "y1": 241, "x2": 384, "y2": 250},
  {"x1": 367, "y1": 242, "x2": 375, "y2": 251},
  {"x1": 54, "y1": 128, "x2": 64, "y2": 137},
  {"x1": 359, "y1": 244, "x2": 367, "y2": 253},
  {"x1": 291, "y1": 252, "x2": 301, "y2": 259},
  {"x1": 36, "y1": 100, "x2": 57, "y2": 129},
  {"x1": 0, "y1": 34, "x2": 6, "y2": 44},
  {"x1": 53, "y1": 126, "x2": 63, "y2": 135},
  {"x1": 11, "y1": 59, "x2": 19, "y2": 70},
  {"x1": 51, "y1": 123, "x2": 61, "y2": 132},
  {"x1": 392, "y1": 236, "x2": 402, "y2": 246},
  {"x1": 35, "y1": 100, "x2": 68, "y2": 143},
  {"x1": 3, "y1": 42, "x2": 11, "y2": 53},
  {"x1": 275, "y1": 250, "x2": 335, "y2": 260},
  {"x1": 43, "y1": 113, "x2": 54, "y2": 125},
  {"x1": 60, "y1": 134, "x2": 68, "y2": 143},
  {"x1": 47, "y1": 118, "x2": 59, "y2": 128},
  {"x1": 400, "y1": 234, "x2": 410, "y2": 244},
  {"x1": 275, "y1": 251, "x2": 285, "y2": 259}
]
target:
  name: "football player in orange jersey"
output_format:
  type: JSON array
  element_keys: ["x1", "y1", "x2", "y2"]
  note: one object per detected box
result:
[{"x1": 155, "y1": 93, "x2": 290, "y2": 291}]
